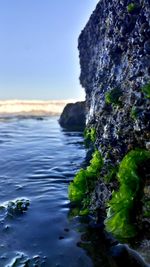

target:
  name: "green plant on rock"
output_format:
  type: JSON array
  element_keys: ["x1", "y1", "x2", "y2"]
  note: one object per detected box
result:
[
  {"x1": 143, "y1": 200, "x2": 150, "y2": 218},
  {"x1": 130, "y1": 106, "x2": 138, "y2": 120},
  {"x1": 84, "y1": 127, "x2": 96, "y2": 147},
  {"x1": 104, "y1": 165, "x2": 118, "y2": 183},
  {"x1": 68, "y1": 150, "x2": 103, "y2": 215},
  {"x1": 127, "y1": 3, "x2": 136, "y2": 13},
  {"x1": 105, "y1": 88, "x2": 122, "y2": 106},
  {"x1": 105, "y1": 149, "x2": 150, "y2": 239},
  {"x1": 142, "y1": 82, "x2": 150, "y2": 99}
]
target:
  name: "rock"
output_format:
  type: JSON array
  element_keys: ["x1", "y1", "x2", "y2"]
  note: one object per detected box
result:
[
  {"x1": 78, "y1": 0, "x2": 150, "y2": 204},
  {"x1": 59, "y1": 101, "x2": 86, "y2": 130},
  {"x1": 144, "y1": 40, "x2": 150, "y2": 55},
  {"x1": 110, "y1": 244, "x2": 150, "y2": 267},
  {"x1": 77, "y1": 0, "x2": 150, "y2": 264},
  {"x1": 7, "y1": 199, "x2": 30, "y2": 216}
]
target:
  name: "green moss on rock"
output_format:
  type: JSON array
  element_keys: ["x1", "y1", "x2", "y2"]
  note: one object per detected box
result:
[
  {"x1": 143, "y1": 200, "x2": 150, "y2": 218},
  {"x1": 142, "y1": 82, "x2": 150, "y2": 99},
  {"x1": 68, "y1": 150, "x2": 103, "y2": 214},
  {"x1": 130, "y1": 106, "x2": 139, "y2": 120},
  {"x1": 127, "y1": 3, "x2": 137, "y2": 13},
  {"x1": 84, "y1": 127, "x2": 96, "y2": 147},
  {"x1": 105, "y1": 149, "x2": 150, "y2": 239},
  {"x1": 104, "y1": 165, "x2": 118, "y2": 183},
  {"x1": 105, "y1": 88, "x2": 122, "y2": 106}
]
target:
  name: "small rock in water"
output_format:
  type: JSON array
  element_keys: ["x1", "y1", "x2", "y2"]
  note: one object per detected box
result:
[
  {"x1": 59, "y1": 101, "x2": 86, "y2": 130},
  {"x1": 7, "y1": 199, "x2": 30, "y2": 216},
  {"x1": 59, "y1": 236, "x2": 65, "y2": 240},
  {"x1": 6, "y1": 252, "x2": 46, "y2": 267},
  {"x1": 64, "y1": 228, "x2": 69, "y2": 232}
]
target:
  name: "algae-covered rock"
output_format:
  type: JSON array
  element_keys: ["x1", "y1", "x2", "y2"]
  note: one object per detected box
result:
[
  {"x1": 68, "y1": 150, "x2": 103, "y2": 215},
  {"x1": 7, "y1": 199, "x2": 30, "y2": 216},
  {"x1": 105, "y1": 149, "x2": 150, "y2": 239},
  {"x1": 0, "y1": 199, "x2": 30, "y2": 221},
  {"x1": 78, "y1": 0, "x2": 150, "y2": 164},
  {"x1": 76, "y1": 0, "x2": 150, "y2": 262}
]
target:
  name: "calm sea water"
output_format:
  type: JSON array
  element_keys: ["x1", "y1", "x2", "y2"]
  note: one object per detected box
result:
[{"x1": 0, "y1": 116, "x2": 93, "y2": 267}]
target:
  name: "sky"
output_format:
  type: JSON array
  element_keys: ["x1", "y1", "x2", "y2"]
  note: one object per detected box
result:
[{"x1": 0, "y1": 0, "x2": 98, "y2": 100}]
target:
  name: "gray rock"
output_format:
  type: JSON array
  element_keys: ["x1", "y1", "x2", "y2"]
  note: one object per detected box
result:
[
  {"x1": 77, "y1": 0, "x2": 150, "y2": 263},
  {"x1": 59, "y1": 101, "x2": 86, "y2": 130},
  {"x1": 144, "y1": 40, "x2": 150, "y2": 54},
  {"x1": 110, "y1": 244, "x2": 150, "y2": 267}
]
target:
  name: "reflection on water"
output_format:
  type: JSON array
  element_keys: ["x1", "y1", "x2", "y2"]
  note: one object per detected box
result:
[{"x1": 0, "y1": 116, "x2": 93, "y2": 267}]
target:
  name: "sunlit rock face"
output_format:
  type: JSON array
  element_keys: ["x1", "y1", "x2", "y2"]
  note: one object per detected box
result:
[
  {"x1": 0, "y1": 100, "x2": 76, "y2": 116},
  {"x1": 78, "y1": 0, "x2": 150, "y2": 255},
  {"x1": 78, "y1": 0, "x2": 150, "y2": 164}
]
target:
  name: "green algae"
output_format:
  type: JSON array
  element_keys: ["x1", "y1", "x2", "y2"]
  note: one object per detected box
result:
[
  {"x1": 105, "y1": 88, "x2": 122, "y2": 106},
  {"x1": 130, "y1": 106, "x2": 139, "y2": 120},
  {"x1": 104, "y1": 165, "x2": 118, "y2": 183},
  {"x1": 84, "y1": 127, "x2": 96, "y2": 147},
  {"x1": 105, "y1": 149, "x2": 150, "y2": 239},
  {"x1": 68, "y1": 150, "x2": 103, "y2": 214},
  {"x1": 142, "y1": 82, "x2": 150, "y2": 99},
  {"x1": 127, "y1": 3, "x2": 137, "y2": 13},
  {"x1": 143, "y1": 200, "x2": 150, "y2": 218}
]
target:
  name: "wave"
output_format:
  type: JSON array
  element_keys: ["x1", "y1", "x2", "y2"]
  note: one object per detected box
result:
[{"x1": 0, "y1": 99, "x2": 77, "y2": 116}]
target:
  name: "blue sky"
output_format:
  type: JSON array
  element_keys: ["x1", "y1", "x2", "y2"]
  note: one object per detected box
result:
[{"x1": 0, "y1": 0, "x2": 98, "y2": 100}]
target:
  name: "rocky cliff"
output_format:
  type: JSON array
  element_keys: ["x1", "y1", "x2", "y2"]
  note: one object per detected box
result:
[
  {"x1": 75, "y1": 0, "x2": 150, "y2": 262},
  {"x1": 79, "y1": 0, "x2": 150, "y2": 163}
]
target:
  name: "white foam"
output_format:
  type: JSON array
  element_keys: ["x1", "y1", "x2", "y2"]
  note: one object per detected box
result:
[{"x1": 0, "y1": 99, "x2": 77, "y2": 116}]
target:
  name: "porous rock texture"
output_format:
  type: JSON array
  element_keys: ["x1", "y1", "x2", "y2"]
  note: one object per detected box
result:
[
  {"x1": 79, "y1": 0, "x2": 150, "y2": 198},
  {"x1": 79, "y1": 0, "x2": 150, "y2": 163},
  {"x1": 78, "y1": 0, "x2": 150, "y2": 261}
]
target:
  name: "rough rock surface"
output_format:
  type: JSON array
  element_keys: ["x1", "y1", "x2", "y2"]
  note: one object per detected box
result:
[
  {"x1": 78, "y1": 0, "x2": 150, "y2": 201},
  {"x1": 79, "y1": 0, "x2": 150, "y2": 164},
  {"x1": 59, "y1": 101, "x2": 86, "y2": 130},
  {"x1": 78, "y1": 0, "x2": 150, "y2": 263}
]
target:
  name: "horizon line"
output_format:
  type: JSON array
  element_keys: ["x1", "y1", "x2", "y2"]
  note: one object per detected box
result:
[{"x1": 0, "y1": 98, "x2": 85, "y2": 103}]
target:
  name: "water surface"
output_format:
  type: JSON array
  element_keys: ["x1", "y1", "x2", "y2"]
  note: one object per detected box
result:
[{"x1": 0, "y1": 116, "x2": 93, "y2": 267}]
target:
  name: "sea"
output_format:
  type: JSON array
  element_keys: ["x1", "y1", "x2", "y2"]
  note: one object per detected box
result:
[
  {"x1": 0, "y1": 101, "x2": 94, "y2": 267},
  {"x1": 0, "y1": 101, "x2": 149, "y2": 267}
]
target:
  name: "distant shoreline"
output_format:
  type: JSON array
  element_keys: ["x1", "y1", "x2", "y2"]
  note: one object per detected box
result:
[{"x1": 0, "y1": 99, "x2": 81, "y2": 116}]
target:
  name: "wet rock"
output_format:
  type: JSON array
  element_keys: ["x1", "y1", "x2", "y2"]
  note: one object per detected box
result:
[
  {"x1": 91, "y1": 182, "x2": 112, "y2": 213},
  {"x1": 78, "y1": 0, "x2": 150, "y2": 181},
  {"x1": 144, "y1": 40, "x2": 150, "y2": 54},
  {"x1": 77, "y1": 0, "x2": 150, "y2": 263},
  {"x1": 7, "y1": 252, "x2": 45, "y2": 267},
  {"x1": 110, "y1": 244, "x2": 150, "y2": 267},
  {"x1": 59, "y1": 236, "x2": 65, "y2": 240},
  {"x1": 7, "y1": 199, "x2": 30, "y2": 216},
  {"x1": 59, "y1": 101, "x2": 86, "y2": 130}
]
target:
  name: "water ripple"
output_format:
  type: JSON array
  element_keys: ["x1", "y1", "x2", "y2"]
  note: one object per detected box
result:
[{"x1": 0, "y1": 116, "x2": 93, "y2": 267}]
